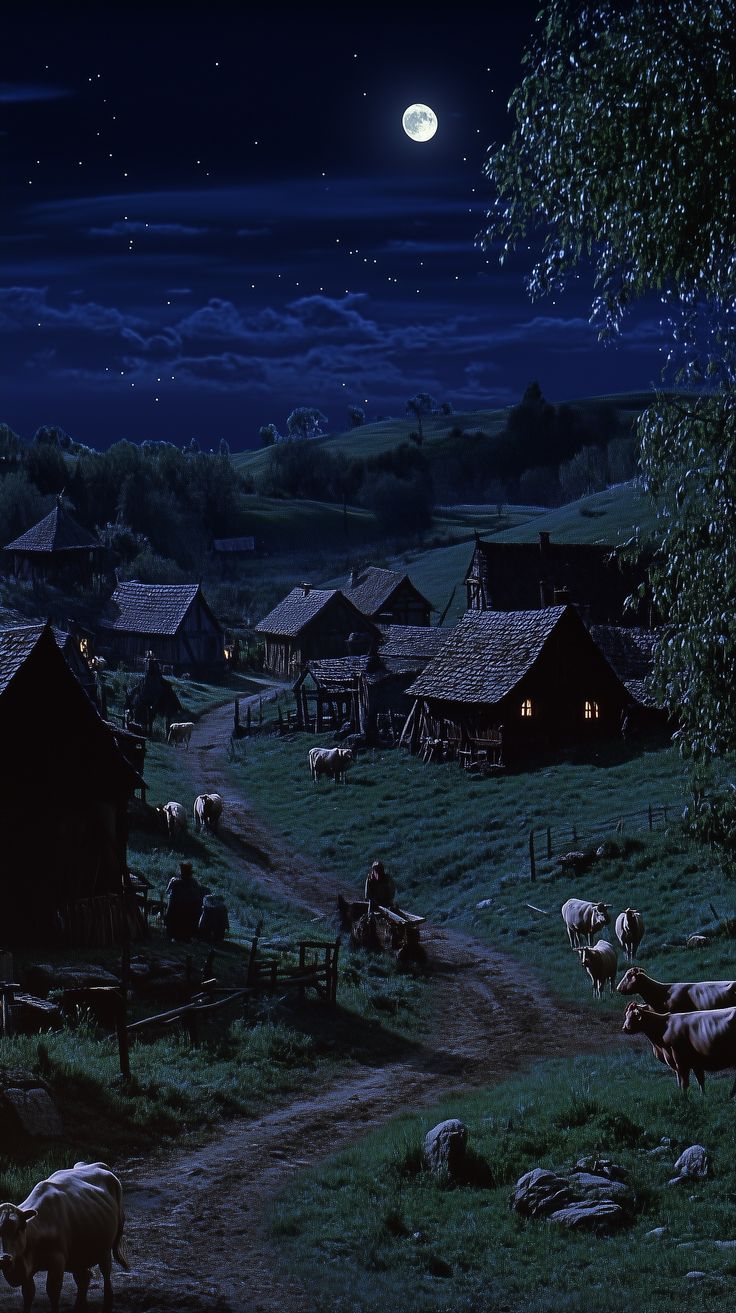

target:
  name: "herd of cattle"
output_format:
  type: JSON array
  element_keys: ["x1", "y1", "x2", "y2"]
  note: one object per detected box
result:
[
  {"x1": 156, "y1": 792, "x2": 223, "y2": 840},
  {"x1": 563, "y1": 894, "x2": 736, "y2": 1095}
]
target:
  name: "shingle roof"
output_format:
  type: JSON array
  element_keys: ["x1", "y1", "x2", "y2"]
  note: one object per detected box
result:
[
  {"x1": 344, "y1": 565, "x2": 431, "y2": 617},
  {"x1": 0, "y1": 626, "x2": 45, "y2": 695},
  {"x1": 591, "y1": 625, "x2": 660, "y2": 707},
  {"x1": 99, "y1": 581, "x2": 200, "y2": 636},
  {"x1": 378, "y1": 624, "x2": 450, "y2": 670},
  {"x1": 4, "y1": 503, "x2": 102, "y2": 554},
  {"x1": 256, "y1": 587, "x2": 342, "y2": 637},
  {"x1": 407, "y1": 606, "x2": 568, "y2": 704}
]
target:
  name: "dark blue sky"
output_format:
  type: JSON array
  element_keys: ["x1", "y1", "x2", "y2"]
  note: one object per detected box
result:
[{"x1": 1, "y1": 4, "x2": 666, "y2": 450}]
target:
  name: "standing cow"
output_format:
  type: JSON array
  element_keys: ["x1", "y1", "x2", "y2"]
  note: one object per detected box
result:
[
  {"x1": 167, "y1": 722, "x2": 194, "y2": 749},
  {"x1": 615, "y1": 907, "x2": 645, "y2": 962},
  {"x1": 308, "y1": 747, "x2": 354, "y2": 785},
  {"x1": 577, "y1": 941, "x2": 618, "y2": 998},
  {"x1": 0, "y1": 1161, "x2": 128, "y2": 1312},
  {"x1": 193, "y1": 792, "x2": 223, "y2": 833},
  {"x1": 561, "y1": 897, "x2": 611, "y2": 949}
]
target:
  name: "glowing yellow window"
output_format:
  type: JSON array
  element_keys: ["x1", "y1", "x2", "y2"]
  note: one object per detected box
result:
[
  {"x1": 521, "y1": 698, "x2": 533, "y2": 718},
  {"x1": 584, "y1": 700, "x2": 600, "y2": 720}
]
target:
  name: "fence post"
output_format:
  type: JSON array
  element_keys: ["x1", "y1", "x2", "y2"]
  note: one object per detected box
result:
[
  {"x1": 572, "y1": 824, "x2": 578, "y2": 845},
  {"x1": 546, "y1": 827, "x2": 552, "y2": 859},
  {"x1": 648, "y1": 803, "x2": 653, "y2": 831},
  {"x1": 116, "y1": 991, "x2": 131, "y2": 1081},
  {"x1": 529, "y1": 829, "x2": 536, "y2": 882}
]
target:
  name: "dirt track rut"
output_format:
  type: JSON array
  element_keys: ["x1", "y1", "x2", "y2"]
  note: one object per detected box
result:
[{"x1": 111, "y1": 699, "x2": 619, "y2": 1313}]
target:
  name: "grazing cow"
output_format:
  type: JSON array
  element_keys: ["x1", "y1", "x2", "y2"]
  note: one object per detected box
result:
[
  {"x1": 308, "y1": 746, "x2": 354, "y2": 785},
  {"x1": 617, "y1": 966, "x2": 736, "y2": 1013},
  {"x1": 193, "y1": 792, "x2": 223, "y2": 834},
  {"x1": 0, "y1": 1161, "x2": 128, "y2": 1312},
  {"x1": 167, "y1": 721, "x2": 194, "y2": 749},
  {"x1": 155, "y1": 800, "x2": 187, "y2": 843},
  {"x1": 615, "y1": 907, "x2": 645, "y2": 962},
  {"x1": 577, "y1": 940, "x2": 618, "y2": 998},
  {"x1": 561, "y1": 897, "x2": 611, "y2": 950},
  {"x1": 622, "y1": 1002, "x2": 736, "y2": 1095}
]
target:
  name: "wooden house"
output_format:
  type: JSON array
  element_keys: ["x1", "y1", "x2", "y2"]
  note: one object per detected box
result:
[
  {"x1": 7, "y1": 622, "x2": 99, "y2": 706},
  {"x1": 212, "y1": 535, "x2": 256, "y2": 577},
  {"x1": 403, "y1": 605, "x2": 656, "y2": 766},
  {"x1": 344, "y1": 565, "x2": 433, "y2": 625},
  {"x1": 0, "y1": 624, "x2": 142, "y2": 946},
  {"x1": 256, "y1": 585, "x2": 379, "y2": 678},
  {"x1": 3, "y1": 501, "x2": 108, "y2": 587},
  {"x1": 465, "y1": 531, "x2": 652, "y2": 625},
  {"x1": 98, "y1": 580, "x2": 224, "y2": 672}
]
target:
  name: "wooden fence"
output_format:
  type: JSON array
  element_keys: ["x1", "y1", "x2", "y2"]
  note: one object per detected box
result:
[{"x1": 528, "y1": 799, "x2": 680, "y2": 881}]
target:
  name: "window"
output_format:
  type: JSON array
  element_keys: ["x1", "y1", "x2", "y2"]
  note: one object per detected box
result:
[
  {"x1": 584, "y1": 700, "x2": 600, "y2": 720},
  {"x1": 521, "y1": 698, "x2": 533, "y2": 718}
]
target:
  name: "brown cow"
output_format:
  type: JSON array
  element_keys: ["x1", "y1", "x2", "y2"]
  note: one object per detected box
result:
[
  {"x1": 617, "y1": 966, "x2": 736, "y2": 1012},
  {"x1": 622, "y1": 1001, "x2": 736, "y2": 1094}
]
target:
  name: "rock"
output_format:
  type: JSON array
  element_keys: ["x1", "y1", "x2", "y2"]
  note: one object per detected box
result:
[
  {"x1": 647, "y1": 1146, "x2": 671, "y2": 1158},
  {"x1": 574, "y1": 1157, "x2": 630, "y2": 1183},
  {"x1": 568, "y1": 1172, "x2": 636, "y2": 1210},
  {"x1": 645, "y1": 1227, "x2": 668, "y2": 1239},
  {"x1": 686, "y1": 1271, "x2": 707, "y2": 1280},
  {"x1": 423, "y1": 1119, "x2": 468, "y2": 1179},
  {"x1": 547, "y1": 1200, "x2": 633, "y2": 1233},
  {"x1": 686, "y1": 935, "x2": 709, "y2": 948},
  {"x1": 511, "y1": 1168, "x2": 574, "y2": 1218},
  {"x1": 476, "y1": 899, "x2": 493, "y2": 910},
  {"x1": 674, "y1": 1145, "x2": 710, "y2": 1180},
  {"x1": 2, "y1": 1087, "x2": 63, "y2": 1138},
  {"x1": 660, "y1": 1137, "x2": 672, "y2": 1146}
]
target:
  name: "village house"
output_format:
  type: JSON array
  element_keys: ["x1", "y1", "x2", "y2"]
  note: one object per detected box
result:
[
  {"x1": 343, "y1": 565, "x2": 433, "y2": 625},
  {"x1": 97, "y1": 580, "x2": 224, "y2": 672},
  {"x1": 2, "y1": 499, "x2": 108, "y2": 588},
  {"x1": 465, "y1": 531, "x2": 652, "y2": 625},
  {"x1": 257, "y1": 584, "x2": 379, "y2": 678},
  {"x1": 402, "y1": 604, "x2": 658, "y2": 767},
  {"x1": 0, "y1": 623, "x2": 142, "y2": 946}
]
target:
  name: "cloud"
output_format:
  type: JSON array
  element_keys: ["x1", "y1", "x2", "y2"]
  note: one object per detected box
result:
[
  {"x1": 88, "y1": 221, "x2": 209, "y2": 238},
  {"x1": 0, "y1": 82, "x2": 71, "y2": 104},
  {"x1": 0, "y1": 286, "x2": 142, "y2": 335}
]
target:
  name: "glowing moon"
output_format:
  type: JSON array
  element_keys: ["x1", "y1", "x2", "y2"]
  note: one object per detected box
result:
[{"x1": 402, "y1": 103, "x2": 438, "y2": 142}]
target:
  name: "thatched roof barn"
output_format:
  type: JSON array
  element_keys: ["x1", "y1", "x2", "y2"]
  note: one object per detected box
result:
[
  {"x1": 403, "y1": 605, "x2": 656, "y2": 765},
  {"x1": 343, "y1": 566, "x2": 433, "y2": 625},
  {"x1": 3, "y1": 501, "x2": 108, "y2": 586},
  {"x1": 0, "y1": 624, "x2": 142, "y2": 946},
  {"x1": 98, "y1": 580, "x2": 224, "y2": 672},
  {"x1": 257, "y1": 585, "x2": 379, "y2": 677},
  {"x1": 465, "y1": 531, "x2": 652, "y2": 625}
]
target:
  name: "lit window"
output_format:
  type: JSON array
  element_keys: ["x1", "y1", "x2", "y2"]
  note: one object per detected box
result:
[
  {"x1": 584, "y1": 700, "x2": 600, "y2": 720},
  {"x1": 521, "y1": 698, "x2": 533, "y2": 718}
]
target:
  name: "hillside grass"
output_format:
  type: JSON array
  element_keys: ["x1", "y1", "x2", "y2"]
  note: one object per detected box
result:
[{"x1": 268, "y1": 1051, "x2": 736, "y2": 1312}]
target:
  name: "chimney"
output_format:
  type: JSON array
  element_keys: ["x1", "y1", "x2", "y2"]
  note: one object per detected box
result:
[
  {"x1": 539, "y1": 531, "x2": 550, "y2": 552},
  {"x1": 301, "y1": 582, "x2": 311, "y2": 596},
  {"x1": 350, "y1": 567, "x2": 359, "y2": 588},
  {"x1": 539, "y1": 579, "x2": 553, "y2": 607}
]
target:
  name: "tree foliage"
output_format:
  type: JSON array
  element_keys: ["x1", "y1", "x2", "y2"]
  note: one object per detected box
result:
[{"x1": 286, "y1": 407, "x2": 328, "y2": 441}]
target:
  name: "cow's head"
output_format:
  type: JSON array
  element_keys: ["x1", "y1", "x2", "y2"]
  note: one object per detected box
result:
[
  {"x1": 617, "y1": 966, "x2": 641, "y2": 994},
  {"x1": 621, "y1": 1001, "x2": 647, "y2": 1033},
  {"x1": 576, "y1": 947, "x2": 592, "y2": 967},
  {"x1": 593, "y1": 903, "x2": 611, "y2": 930},
  {"x1": 0, "y1": 1204, "x2": 37, "y2": 1287}
]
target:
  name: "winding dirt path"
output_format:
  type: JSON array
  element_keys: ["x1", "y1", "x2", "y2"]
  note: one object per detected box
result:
[{"x1": 112, "y1": 699, "x2": 620, "y2": 1313}]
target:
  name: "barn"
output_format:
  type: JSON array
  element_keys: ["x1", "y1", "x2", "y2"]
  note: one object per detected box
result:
[
  {"x1": 402, "y1": 605, "x2": 655, "y2": 767},
  {"x1": 6, "y1": 621, "x2": 100, "y2": 706},
  {"x1": 256, "y1": 585, "x2": 379, "y2": 677},
  {"x1": 0, "y1": 624, "x2": 143, "y2": 946},
  {"x1": 3, "y1": 500, "x2": 108, "y2": 587},
  {"x1": 343, "y1": 566, "x2": 433, "y2": 625},
  {"x1": 465, "y1": 531, "x2": 652, "y2": 625},
  {"x1": 98, "y1": 580, "x2": 224, "y2": 672}
]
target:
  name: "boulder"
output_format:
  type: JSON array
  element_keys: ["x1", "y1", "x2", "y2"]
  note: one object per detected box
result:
[
  {"x1": 686, "y1": 935, "x2": 709, "y2": 948},
  {"x1": 511, "y1": 1168, "x2": 574, "y2": 1218},
  {"x1": 574, "y1": 1156, "x2": 630, "y2": 1183},
  {"x1": 2, "y1": 1087, "x2": 63, "y2": 1138},
  {"x1": 669, "y1": 1144, "x2": 710, "y2": 1185},
  {"x1": 547, "y1": 1200, "x2": 633, "y2": 1233},
  {"x1": 568, "y1": 1172, "x2": 636, "y2": 1210},
  {"x1": 423, "y1": 1119, "x2": 468, "y2": 1179}
]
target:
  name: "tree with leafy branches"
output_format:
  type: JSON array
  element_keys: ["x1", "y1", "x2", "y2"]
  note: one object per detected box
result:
[
  {"x1": 286, "y1": 407, "x2": 328, "y2": 441},
  {"x1": 405, "y1": 392, "x2": 438, "y2": 442},
  {"x1": 480, "y1": 0, "x2": 736, "y2": 821}
]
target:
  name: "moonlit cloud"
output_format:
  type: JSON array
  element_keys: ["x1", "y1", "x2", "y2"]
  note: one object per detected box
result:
[{"x1": 0, "y1": 82, "x2": 71, "y2": 103}]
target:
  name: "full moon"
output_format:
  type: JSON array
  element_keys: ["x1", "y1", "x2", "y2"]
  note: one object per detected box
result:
[{"x1": 402, "y1": 103, "x2": 438, "y2": 142}]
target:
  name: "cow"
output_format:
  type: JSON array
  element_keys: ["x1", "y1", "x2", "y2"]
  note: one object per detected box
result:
[
  {"x1": 308, "y1": 746, "x2": 354, "y2": 785},
  {"x1": 193, "y1": 792, "x2": 223, "y2": 834},
  {"x1": 560, "y1": 897, "x2": 611, "y2": 950},
  {"x1": 622, "y1": 1001, "x2": 736, "y2": 1095},
  {"x1": 0, "y1": 1161, "x2": 128, "y2": 1312},
  {"x1": 615, "y1": 907, "x2": 645, "y2": 962},
  {"x1": 167, "y1": 721, "x2": 194, "y2": 749},
  {"x1": 617, "y1": 966, "x2": 736, "y2": 1013},
  {"x1": 155, "y1": 800, "x2": 187, "y2": 843},
  {"x1": 577, "y1": 940, "x2": 618, "y2": 998}
]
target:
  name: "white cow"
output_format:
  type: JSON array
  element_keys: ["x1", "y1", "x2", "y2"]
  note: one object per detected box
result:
[
  {"x1": 308, "y1": 746, "x2": 354, "y2": 784},
  {"x1": 577, "y1": 940, "x2": 618, "y2": 998},
  {"x1": 167, "y1": 721, "x2": 194, "y2": 749},
  {"x1": 156, "y1": 800, "x2": 187, "y2": 842},
  {"x1": 194, "y1": 792, "x2": 223, "y2": 833},
  {"x1": 615, "y1": 907, "x2": 645, "y2": 962},
  {"x1": 0, "y1": 1161, "x2": 128, "y2": 1312},
  {"x1": 561, "y1": 897, "x2": 611, "y2": 949}
]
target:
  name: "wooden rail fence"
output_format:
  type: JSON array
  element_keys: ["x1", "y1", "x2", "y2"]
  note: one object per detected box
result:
[{"x1": 528, "y1": 799, "x2": 681, "y2": 881}]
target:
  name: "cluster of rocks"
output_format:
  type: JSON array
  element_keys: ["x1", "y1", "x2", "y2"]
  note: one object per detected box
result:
[
  {"x1": 0, "y1": 1070, "x2": 63, "y2": 1139},
  {"x1": 511, "y1": 1157, "x2": 637, "y2": 1233}
]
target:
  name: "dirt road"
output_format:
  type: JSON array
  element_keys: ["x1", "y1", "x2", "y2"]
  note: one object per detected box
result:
[{"x1": 112, "y1": 700, "x2": 617, "y2": 1313}]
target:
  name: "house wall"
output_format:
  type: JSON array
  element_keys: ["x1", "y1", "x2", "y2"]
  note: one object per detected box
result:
[
  {"x1": 102, "y1": 594, "x2": 224, "y2": 671},
  {"x1": 379, "y1": 582, "x2": 431, "y2": 626}
]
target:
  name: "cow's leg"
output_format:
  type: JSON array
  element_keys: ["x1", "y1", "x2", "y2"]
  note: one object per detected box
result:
[
  {"x1": 730, "y1": 1073, "x2": 736, "y2": 1100},
  {"x1": 99, "y1": 1249, "x2": 114, "y2": 1310},
  {"x1": 693, "y1": 1069, "x2": 706, "y2": 1095},
  {"x1": 21, "y1": 1276, "x2": 35, "y2": 1313},
  {"x1": 73, "y1": 1268, "x2": 91, "y2": 1307},
  {"x1": 45, "y1": 1263, "x2": 64, "y2": 1313}
]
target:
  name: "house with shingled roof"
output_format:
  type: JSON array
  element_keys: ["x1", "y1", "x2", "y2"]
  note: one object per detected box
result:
[
  {"x1": 3, "y1": 500, "x2": 108, "y2": 586},
  {"x1": 402, "y1": 605, "x2": 659, "y2": 765},
  {"x1": 98, "y1": 580, "x2": 224, "y2": 672},
  {"x1": 344, "y1": 565, "x2": 432, "y2": 625},
  {"x1": 256, "y1": 584, "x2": 379, "y2": 677},
  {"x1": 0, "y1": 623, "x2": 142, "y2": 946}
]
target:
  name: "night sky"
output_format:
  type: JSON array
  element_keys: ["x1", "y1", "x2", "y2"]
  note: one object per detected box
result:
[{"x1": 1, "y1": 5, "x2": 666, "y2": 451}]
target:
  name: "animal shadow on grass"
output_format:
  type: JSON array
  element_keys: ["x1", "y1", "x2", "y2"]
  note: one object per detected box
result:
[
  {"x1": 216, "y1": 825, "x2": 273, "y2": 871},
  {"x1": 284, "y1": 999, "x2": 424, "y2": 1068}
]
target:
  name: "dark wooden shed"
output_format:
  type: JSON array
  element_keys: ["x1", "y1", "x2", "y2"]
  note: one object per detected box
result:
[
  {"x1": 98, "y1": 580, "x2": 224, "y2": 672},
  {"x1": 0, "y1": 624, "x2": 143, "y2": 946},
  {"x1": 403, "y1": 605, "x2": 654, "y2": 766},
  {"x1": 256, "y1": 585, "x2": 379, "y2": 678},
  {"x1": 343, "y1": 566, "x2": 433, "y2": 625},
  {"x1": 3, "y1": 501, "x2": 108, "y2": 587}
]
